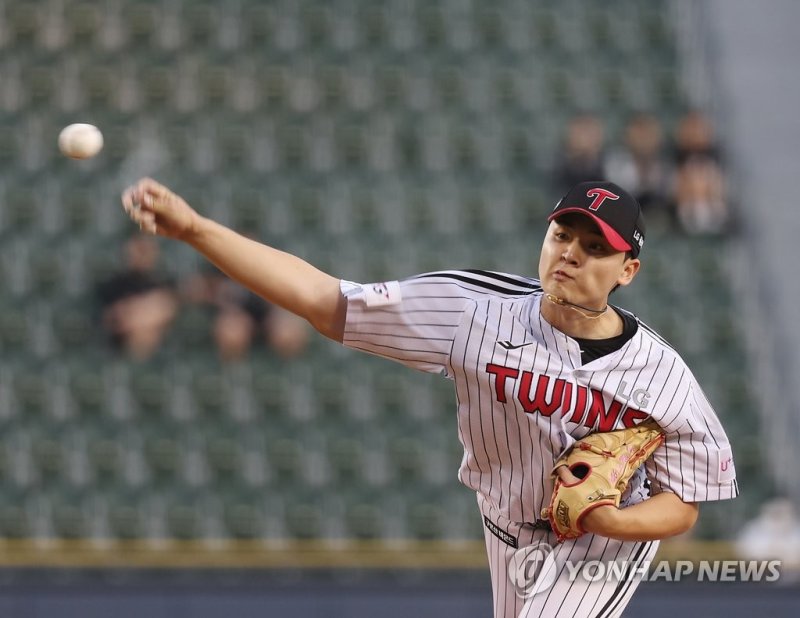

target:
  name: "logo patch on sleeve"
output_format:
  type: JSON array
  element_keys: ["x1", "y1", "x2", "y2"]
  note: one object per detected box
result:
[
  {"x1": 363, "y1": 281, "x2": 402, "y2": 307},
  {"x1": 716, "y1": 446, "x2": 735, "y2": 483}
]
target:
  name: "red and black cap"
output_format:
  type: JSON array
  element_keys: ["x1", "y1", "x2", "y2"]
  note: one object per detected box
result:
[{"x1": 548, "y1": 181, "x2": 646, "y2": 257}]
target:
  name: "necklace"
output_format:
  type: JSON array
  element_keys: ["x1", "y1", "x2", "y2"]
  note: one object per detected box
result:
[{"x1": 544, "y1": 294, "x2": 609, "y2": 320}]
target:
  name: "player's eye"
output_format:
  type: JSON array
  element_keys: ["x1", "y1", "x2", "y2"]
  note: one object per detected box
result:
[{"x1": 586, "y1": 240, "x2": 609, "y2": 253}]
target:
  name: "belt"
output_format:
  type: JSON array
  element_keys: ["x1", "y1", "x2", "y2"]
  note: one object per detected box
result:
[{"x1": 531, "y1": 519, "x2": 552, "y2": 531}]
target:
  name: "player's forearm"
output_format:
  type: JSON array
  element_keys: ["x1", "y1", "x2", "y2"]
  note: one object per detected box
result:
[
  {"x1": 185, "y1": 215, "x2": 345, "y2": 340},
  {"x1": 583, "y1": 492, "x2": 699, "y2": 541}
]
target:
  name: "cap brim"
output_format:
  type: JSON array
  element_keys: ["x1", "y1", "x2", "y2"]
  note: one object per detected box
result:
[{"x1": 548, "y1": 208, "x2": 633, "y2": 253}]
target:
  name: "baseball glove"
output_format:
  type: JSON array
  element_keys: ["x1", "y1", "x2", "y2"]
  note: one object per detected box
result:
[{"x1": 541, "y1": 420, "x2": 665, "y2": 543}]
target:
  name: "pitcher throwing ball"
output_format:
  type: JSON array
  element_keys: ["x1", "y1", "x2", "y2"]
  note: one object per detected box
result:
[{"x1": 123, "y1": 178, "x2": 738, "y2": 617}]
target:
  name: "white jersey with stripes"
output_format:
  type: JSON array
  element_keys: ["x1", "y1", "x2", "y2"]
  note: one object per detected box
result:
[{"x1": 340, "y1": 270, "x2": 738, "y2": 525}]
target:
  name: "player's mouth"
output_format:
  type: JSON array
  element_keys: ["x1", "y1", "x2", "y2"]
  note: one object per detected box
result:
[{"x1": 552, "y1": 270, "x2": 573, "y2": 281}]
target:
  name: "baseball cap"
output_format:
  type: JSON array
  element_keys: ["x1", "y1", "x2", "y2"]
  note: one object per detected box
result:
[{"x1": 548, "y1": 181, "x2": 646, "y2": 257}]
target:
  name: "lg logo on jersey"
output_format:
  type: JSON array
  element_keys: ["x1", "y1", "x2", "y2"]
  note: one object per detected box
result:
[{"x1": 615, "y1": 380, "x2": 651, "y2": 409}]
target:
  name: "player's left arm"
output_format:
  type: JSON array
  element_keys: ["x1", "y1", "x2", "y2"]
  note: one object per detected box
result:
[
  {"x1": 555, "y1": 466, "x2": 699, "y2": 541},
  {"x1": 580, "y1": 491, "x2": 699, "y2": 541}
]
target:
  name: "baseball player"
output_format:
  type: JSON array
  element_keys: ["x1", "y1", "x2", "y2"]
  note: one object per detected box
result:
[{"x1": 122, "y1": 178, "x2": 738, "y2": 617}]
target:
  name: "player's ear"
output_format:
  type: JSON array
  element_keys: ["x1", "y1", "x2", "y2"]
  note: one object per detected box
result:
[{"x1": 616, "y1": 257, "x2": 641, "y2": 288}]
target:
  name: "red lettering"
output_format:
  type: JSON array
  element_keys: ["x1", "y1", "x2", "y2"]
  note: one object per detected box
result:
[
  {"x1": 585, "y1": 389, "x2": 623, "y2": 431},
  {"x1": 569, "y1": 385, "x2": 588, "y2": 424},
  {"x1": 485, "y1": 363, "x2": 519, "y2": 403},
  {"x1": 560, "y1": 381, "x2": 573, "y2": 416},
  {"x1": 518, "y1": 373, "x2": 566, "y2": 417},
  {"x1": 621, "y1": 407, "x2": 649, "y2": 428}
]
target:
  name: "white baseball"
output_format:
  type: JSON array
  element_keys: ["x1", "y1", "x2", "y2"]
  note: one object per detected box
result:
[{"x1": 58, "y1": 123, "x2": 104, "y2": 159}]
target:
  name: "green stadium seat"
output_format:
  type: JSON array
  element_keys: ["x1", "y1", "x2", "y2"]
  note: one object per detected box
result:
[
  {"x1": 301, "y1": 3, "x2": 330, "y2": 50},
  {"x1": 1, "y1": 184, "x2": 38, "y2": 238},
  {"x1": 166, "y1": 496, "x2": 203, "y2": 539},
  {"x1": 0, "y1": 304, "x2": 32, "y2": 357},
  {"x1": 283, "y1": 496, "x2": 323, "y2": 539},
  {"x1": 266, "y1": 435, "x2": 305, "y2": 487},
  {"x1": 51, "y1": 494, "x2": 90, "y2": 539},
  {"x1": 223, "y1": 500, "x2": 264, "y2": 539},
  {"x1": 182, "y1": 1, "x2": 220, "y2": 49},
  {"x1": 66, "y1": 359, "x2": 110, "y2": 417},
  {"x1": 205, "y1": 433, "x2": 242, "y2": 484},
  {"x1": 120, "y1": 0, "x2": 159, "y2": 48},
  {"x1": 5, "y1": 2, "x2": 39, "y2": 48},
  {"x1": 343, "y1": 490, "x2": 384, "y2": 540},
  {"x1": 63, "y1": 2, "x2": 102, "y2": 47},
  {"x1": 129, "y1": 366, "x2": 170, "y2": 416},
  {"x1": 388, "y1": 435, "x2": 426, "y2": 487},
  {"x1": 87, "y1": 433, "x2": 125, "y2": 485},
  {"x1": 31, "y1": 434, "x2": 66, "y2": 483},
  {"x1": 405, "y1": 498, "x2": 446, "y2": 540},
  {"x1": 326, "y1": 433, "x2": 365, "y2": 485},
  {"x1": 143, "y1": 432, "x2": 182, "y2": 483},
  {"x1": 0, "y1": 501, "x2": 31, "y2": 538},
  {"x1": 108, "y1": 494, "x2": 145, "y2": 539},
  {"x1": 241, "y1": 2, "x2": 274, "y2": 48}
]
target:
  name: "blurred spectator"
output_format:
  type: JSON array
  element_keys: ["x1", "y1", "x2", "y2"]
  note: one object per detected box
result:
[
  {"x1": 672, "y1": 110, "x2": 730, "y2": 235},
  {"x1": 182, "y1": 265, "x2": 310, "y2": 363},
  {"x1": 553, "y1": 113, "x2": 607, "y2": 194},
  {"x1": 736, "y1": 498, "x2": 800, "y2": 576},
  {"x1": 95, "y1": 235, "x2": 178, "y2": 361},
  {"x1": 605, "y1": 112, "x2": 672, "y2": 219}
]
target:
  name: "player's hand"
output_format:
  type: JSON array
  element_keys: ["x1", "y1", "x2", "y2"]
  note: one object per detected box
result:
[
  {"x1": 121, "y1": 178, "x2": 200, "y2": 241},
  {"x1": 555, "y1": 465, "x2": 620, "y2": 536}
]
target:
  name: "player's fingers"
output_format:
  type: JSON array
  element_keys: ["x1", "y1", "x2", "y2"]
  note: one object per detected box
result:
[
  {"x1": 555, "y1": 465, "x2": 582, "y2": 485},
  {"x1": 140, "y1": 211, "x2": 156, "y2": 227},
  {"x1": 138, "y1": 178, "x2": 173, "y2": 203},
  {"x1": 119, "y1": 178, "x2": 162, "y2": 212},
  {"x1": 121, "y1": 185, "x2": 139, "y2": 214},
  {"x1": 134, "y1": 211, "x2": 157, "y2": 235},
  {"x1": 142, "y1": 186, "x2": 174, "y2": 213}
]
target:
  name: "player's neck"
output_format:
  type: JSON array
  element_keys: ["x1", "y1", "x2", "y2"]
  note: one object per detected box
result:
[{"x1": 540, "y1": 299, "x2": 623, "y2": 340}]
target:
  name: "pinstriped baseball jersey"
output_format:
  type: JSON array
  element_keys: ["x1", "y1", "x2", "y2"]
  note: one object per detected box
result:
[{"x1": 340, "y1": 269, "x2": 738, "y2": 525}]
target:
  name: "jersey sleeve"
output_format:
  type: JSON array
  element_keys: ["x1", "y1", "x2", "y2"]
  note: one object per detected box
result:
[
  {"x1": 340, "y1": 270, "x2": 538, "y2": 376},
  {"x1": 645, "y1": 380, "x2": 739, "y2": 502}
]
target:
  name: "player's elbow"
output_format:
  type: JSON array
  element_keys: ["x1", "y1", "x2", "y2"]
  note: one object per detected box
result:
[
  {"x1": 673, "y1": 501, "x2": 700, "y2": 536},
  {"x1": 307, "y1": 285, "x2": 347, "y2": 342}
]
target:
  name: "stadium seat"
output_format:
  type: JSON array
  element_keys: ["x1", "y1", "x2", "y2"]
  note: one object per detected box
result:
[
  {"x1": 283, "y1": 495, "x2": 323, "y2": 539},
  {"x1": 108, "y1": 493, "x2": 145, "y2": 539},
  {"x1": 0, "y1": 501, "x2": 31, "y2": 538},
  {"x1": 0, "y1": 303, "x2": 31, "y2": 358},
  {"x1": 223, "y1": 500, "x2": 264, "y2": 539},
  {"x1": 166, "y1": 495, "x2": 203, "y2": 540},
  {"x1": 344, "y1": 501, "x2": 383, "y2": 540}
]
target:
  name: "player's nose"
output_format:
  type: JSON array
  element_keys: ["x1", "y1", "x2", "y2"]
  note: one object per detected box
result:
[{"x1": 561, "y1": 240, "x2": 581, "y2": 264}]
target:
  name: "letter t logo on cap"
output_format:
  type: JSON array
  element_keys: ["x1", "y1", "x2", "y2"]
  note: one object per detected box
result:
[{"x1": 586, "y1": 188, "x2": 620, "y2": 211}]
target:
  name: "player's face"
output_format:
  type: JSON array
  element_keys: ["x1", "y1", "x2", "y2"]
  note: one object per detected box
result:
[{"x1": 538, "y1": 214, "x2": 640, "y2": 308}]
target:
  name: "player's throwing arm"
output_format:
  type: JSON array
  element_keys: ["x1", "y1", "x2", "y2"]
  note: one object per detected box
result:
[{"x1": 122, "y1": 178, "x2": 346, "y2": 340}]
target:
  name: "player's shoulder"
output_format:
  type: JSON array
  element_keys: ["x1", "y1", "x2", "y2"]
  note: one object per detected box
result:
[
  {"x1": 404, "y1": 269, "x2": 541, "y2": 298},
  {"x1": 619, "y1": 307, "x2": 688, "y2": 363}
]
